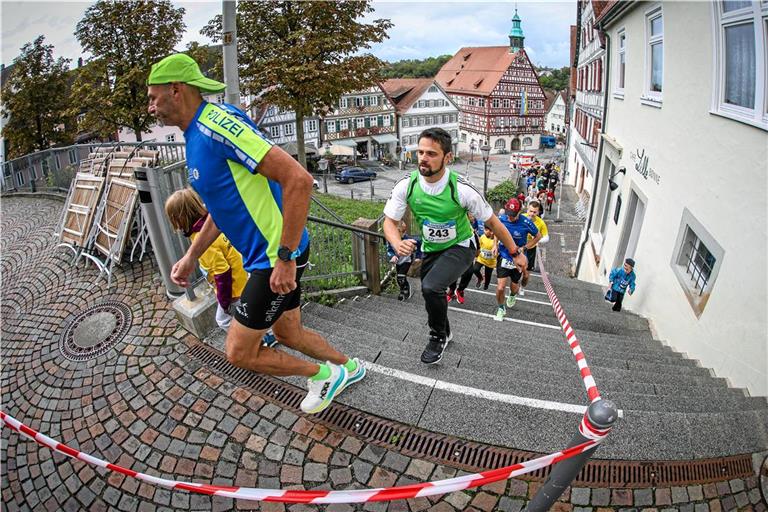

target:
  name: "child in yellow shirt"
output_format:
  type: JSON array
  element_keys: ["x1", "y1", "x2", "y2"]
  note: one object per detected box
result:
[{"x1": 165, "y1": 188, "x2": 248, "y2": 330}]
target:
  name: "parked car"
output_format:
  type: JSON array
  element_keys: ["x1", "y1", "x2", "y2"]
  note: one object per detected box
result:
[{"x1": 335, "y1": 167, "x2": 377, "y2": 184}]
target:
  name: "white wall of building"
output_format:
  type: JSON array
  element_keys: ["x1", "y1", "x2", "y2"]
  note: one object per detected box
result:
[
  {"x1": 118, "y1": 124, "x2": 184, "y2": 143},
  {"x1": 546, "y1": 94, "x2": 568, "y2": 134},
  {"x1": 399, "y1": 85, "x2": 459, "y2": 156},
  {"x1": 581, "y1": 2, "x2": 767, "y2": 395}
]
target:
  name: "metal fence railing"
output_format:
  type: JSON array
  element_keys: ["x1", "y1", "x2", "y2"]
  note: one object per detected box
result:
[{"x1": 1, "y1": 142, "x2": 186, "y2": 194}]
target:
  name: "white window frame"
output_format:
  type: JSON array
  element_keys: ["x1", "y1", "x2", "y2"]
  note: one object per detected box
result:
[
  {"x1": 339, "y1": 119, "x2": 349, "y2": 131},
  {"x1": 383, "y1": 115, "x2": 391, "y2": 127},
  {"x1": 710, "y1": 1, "x2": 768, "y2": 130},
  {"x1": 355, "y1": 117, "x2": 365, "y2": 129},
  {"x1": 326, "y1": 120, "x2": 336, "y2": 134},
  {"x1": 370, "y1": 95, "x2": 378, "y2": 106},
  {"x1": 340, "y1": 97, "x2": 348, "y2": 108},
  {"x1": 284, "y1": 123, "x2": 294, "y2": 136},
  {"x1": 670, "y1": 208, "x2": 725, "y2": 317},
  {"x1": 614, "y1": 28, "x2": 627, "y2": 99},
  {"x1": 305, "y1": 119, "x2": 317, "y2": 132},
  {"x1": 368, "y1": 116, "x2": 378, "y2": 127},
  {"x1": 165, "y1": 134, "x2": 176, "y2": 143},
  {"x1": 641, "y1": 4, "x2": 664, "y2": 107}
]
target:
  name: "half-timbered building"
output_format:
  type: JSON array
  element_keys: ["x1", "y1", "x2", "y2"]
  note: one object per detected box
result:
[
  {"x1": 321, "y1": 86, "x2": 398, "y2": 161},
  {"x1": 435, "y1": 9, "x2": 546, "y2": 154}
]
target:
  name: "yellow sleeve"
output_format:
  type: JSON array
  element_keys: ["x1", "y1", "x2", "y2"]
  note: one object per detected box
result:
[{"x1": 198, "y1": 235, "x2": 232, "y2": 276}]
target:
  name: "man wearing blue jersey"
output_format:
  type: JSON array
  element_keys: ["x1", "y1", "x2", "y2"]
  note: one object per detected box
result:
[
  {"x1": 494, "y1": 198, "x2": 541, "y2": 321},
  {"x1": 146, "y1": 53, "x2": 365, "y2": 414}
]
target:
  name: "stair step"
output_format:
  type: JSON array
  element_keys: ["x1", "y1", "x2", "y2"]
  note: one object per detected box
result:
[{"x1": 300, "y1": 307, "x2": 761, "y2": 412}]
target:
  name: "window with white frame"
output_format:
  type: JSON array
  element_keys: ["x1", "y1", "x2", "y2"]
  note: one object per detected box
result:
[
  {"x1": 428, "y1": 85, "x2": 437, "y2": 92},
  {"x1": 468, "y1": 97, "x2": 476, "y2": 106},
  {"x1": 671, "y1": 209, "x2": 725, "y2": 316},
  {"x1": 503, "y1": 98, "x2": 511, "y2": 109},
  {"x1": 355, "y1": 97, "x2": 364, "y2": 107},
  {"x1": 383, "y1": 115, "x2": 391, "y2": 127},
  {"x1": 68, "y1": 148, "x2": 78, "y2": 164},
  {"x1": 643, "y1": 6, "x2": 664, "y2": 103},
  {"x1": 269, "y1": 125, "x2": 281, "y2": 138},
  {"x1": 340, "y1": 97, "x2": 348, "y2": 108},
  {"x1": 338, "y1": 119, "x2": 348, "y2": 131},
  {"x1": 284, "y1": 123, "x2": 294, "y2": 136},
  {"x1": 492, "y1": 98, "x2": 500, "y2": 108},
  {"x1": 478, "y1": 98, "x2": 485, "y2": 107},
  {"x1": 402, "y1": 117, "x2": 410, "y2": 128},
  {"x1": 616, "y1": 29, "x2": 626, "y2": 95},
  {"x1": 523, "y1": 137, "x2": 533, "y2": 146},
  {"x1": 326, "y1": 120, "x2": 336, "y2": 133},
  {"x1": 306, "y1": 119, "x2": 317, "y2": 132},
  {"x1": 369, "y1": 116, "x2": 378, "y2": 127},
  {"x1": 165, "y1": 134, "x2": 176, "y2": 143},
  {"x1": 356, "y1": 117, "x2": 365, "y2": 129},
  {"x1": 711, "y1": 1, "x2": 768, "y2": 130},
  {"x1": 370, "y1": 95, "x2": 378, "y2": 106},
  {"x1": 494, "y1": 138, "x2": 506, "y2": 149},
  {"x1": 460, "y1": 132, "x2": 467, "y2": 142}
]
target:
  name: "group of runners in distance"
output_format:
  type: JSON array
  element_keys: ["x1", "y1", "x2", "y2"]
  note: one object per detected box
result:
[{"x1": 147, "y1": 53, "x2": 559, "y2": 414}]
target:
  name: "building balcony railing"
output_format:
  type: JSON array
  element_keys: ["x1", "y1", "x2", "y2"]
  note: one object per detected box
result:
[
  {"x1": 328, "y1": 105, "x2": 394, "y2": 117},
  {"x1": 323, "y1": 125, "x2": 395, "y2": 141}
]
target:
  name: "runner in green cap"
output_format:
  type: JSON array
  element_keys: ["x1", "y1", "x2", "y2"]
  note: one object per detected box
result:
[{"x1": 147, "y1": 53, "x2": 366, "y2": 414}]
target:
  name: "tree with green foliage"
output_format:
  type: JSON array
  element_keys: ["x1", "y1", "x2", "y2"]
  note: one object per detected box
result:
[
  {"x1": 186, "y1": 41, "x2": 223, "y2": 82},
  {"x1": 1, "y1": 36, "x2": 74, "y2": 158},
  {"x1": 380, "y1": 55, "x2": 452, "y2": 78},
  {"x1": 69, "y1": 0, "x2": 185, "y2": 141},
  {"x1": 538, "y1": 66, "x2": 570, "y2": 92},
  {"x1": 201, "y1": 1, "x2": 392, "y2": 169}
]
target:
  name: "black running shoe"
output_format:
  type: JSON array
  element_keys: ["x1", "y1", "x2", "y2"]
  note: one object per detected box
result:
[{"x1": 421, "y1": 334, "x2": 448, "y2": 364}]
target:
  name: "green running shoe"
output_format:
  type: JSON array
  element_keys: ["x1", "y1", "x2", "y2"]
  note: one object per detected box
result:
[
  {"x1": 494, "y1": 305, "x2": 506, "y2": 321},
  {"x1": 506, "y1": 293, "x2": 517, "y2": 308}
]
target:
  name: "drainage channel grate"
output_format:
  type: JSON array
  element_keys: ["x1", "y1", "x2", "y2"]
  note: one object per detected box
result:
[{"x1": 186, "y1": 340, "x2": 755, "y2": 488}]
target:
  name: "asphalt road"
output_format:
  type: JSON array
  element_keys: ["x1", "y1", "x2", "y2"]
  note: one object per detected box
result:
[{"x1": 314, "y1": 148, "x2": 562, "y2": 201}]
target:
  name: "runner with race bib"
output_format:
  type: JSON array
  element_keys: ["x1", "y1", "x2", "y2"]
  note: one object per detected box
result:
[
  {"x1": 383, "y1": 128, "x2": 526, "y2": 364},
  {"x1": 494, "y1": 198, "x2": 541, "y2": 321}
]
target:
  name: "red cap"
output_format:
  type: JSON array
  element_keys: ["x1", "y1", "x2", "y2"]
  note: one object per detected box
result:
[
  {"x1": 504, "y1": 198, "x2": 522, "y2": 215},
  {"x1": 517, "y1": 192, "x2": 525, "y2": 201}
]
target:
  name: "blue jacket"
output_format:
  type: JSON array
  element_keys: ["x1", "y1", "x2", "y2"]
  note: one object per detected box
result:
[
  {"x1": 609, "y1": 267, "x2": 636, "y2": 294},
  {"x1": 387, "y1": 235, "x2": 423, "y2": 261}
]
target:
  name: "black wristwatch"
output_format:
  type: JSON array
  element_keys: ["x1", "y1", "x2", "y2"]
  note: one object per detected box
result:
[{"x1": 277, "y1": 245, "x2": 301, "y2": 262}]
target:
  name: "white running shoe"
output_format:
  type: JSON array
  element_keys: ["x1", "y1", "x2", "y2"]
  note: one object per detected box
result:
[
  {"x1": 340, "y1": 358, "x2": 366, "y2": 392},
  {"x1": 494, "y1": 306, "x2": 506, "y2": 321},
  {"x1": 518, "y1": 287, "x2": 525, "y2": 297},
  {"x1": 300, "y1": 363, "x2": 348, "y2": 414}
]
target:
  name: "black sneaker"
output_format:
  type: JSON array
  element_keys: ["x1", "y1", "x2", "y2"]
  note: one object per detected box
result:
[{"x1": 421, "y1": 333, "x2": 449, "y2": 364}]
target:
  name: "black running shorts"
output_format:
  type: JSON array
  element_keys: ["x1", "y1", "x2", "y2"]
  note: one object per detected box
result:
[
  {"x1": 233, "y1": 246, "x2": 310, "y2": 330},
  {"x1": 496, "y1": 255, "x2": 522, "y2": 283}
]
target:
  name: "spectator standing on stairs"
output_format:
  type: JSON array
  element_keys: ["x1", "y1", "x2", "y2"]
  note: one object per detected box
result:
[
  {"x1": 147, "y1": 53, "x2": 365, "y2": 415},
  {"x1": 386, "y1": 220, "x2": 422, "y2": 301},
  {"x1": 383, "y1": 128, "x2": 526, "y2": 364}
]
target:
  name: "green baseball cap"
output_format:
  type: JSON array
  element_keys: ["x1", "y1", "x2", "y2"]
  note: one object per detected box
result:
[{"x1": 147, "y1": 53, "x2": 226, "y2": 93}]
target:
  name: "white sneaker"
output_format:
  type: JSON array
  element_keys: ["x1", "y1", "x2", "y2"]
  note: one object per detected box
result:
[
  {"x1": 494, "y1": 306, "x2": 506, "y2": 321},
  {"x1": 300, "y1": 363, "x2": 348, "y2": 414},
  {"x1": 518, "y1": 287, "x2": 525, "y2": 297}
]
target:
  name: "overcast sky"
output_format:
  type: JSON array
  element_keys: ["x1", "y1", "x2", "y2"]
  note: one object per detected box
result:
[{"x1": 1, "y1": 1, "x2": 575, "y2": 70}]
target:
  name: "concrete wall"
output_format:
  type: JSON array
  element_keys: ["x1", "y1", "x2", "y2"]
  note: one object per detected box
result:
[{"x1": 580, "y1": 2, "x2": 768, "y2": 396}]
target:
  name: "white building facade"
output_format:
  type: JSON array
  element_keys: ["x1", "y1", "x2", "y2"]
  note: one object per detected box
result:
[
  {"x1": 381, "y1": 79, "x2": 459, "y2": 159},
  {"x1": 566, "y1": 0, "x2": 607, "y2": 203},
  {"x1": 578, "y1": 1, "x2": 768, "y2": 396},
  {"x1": 545, "y1": 91, "x2": 568, "y2": 134},
  {"x1": 255, "y1": 106, "x2": 321, "y2": 149}
]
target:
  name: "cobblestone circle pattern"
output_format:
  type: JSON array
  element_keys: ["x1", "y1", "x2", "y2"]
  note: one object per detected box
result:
[
  {"x1": 2, "y1": 196, "x2": 765, "y2": 512},
  {"x1": 59, "y1": 301, "x2": 133, "y2": 361}
]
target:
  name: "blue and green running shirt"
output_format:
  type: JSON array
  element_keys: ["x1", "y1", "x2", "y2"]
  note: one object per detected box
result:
[{"x1": 184, "y1": 101, "x2": 309, "y2": 271}]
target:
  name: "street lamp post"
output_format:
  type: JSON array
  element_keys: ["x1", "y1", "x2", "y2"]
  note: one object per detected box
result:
[
  {"x1": 480, "y1": 144, "x2": 491, "y2": 198},
  {"x1": 318, "y1": 158, "x2": 329, "y2": 194}
]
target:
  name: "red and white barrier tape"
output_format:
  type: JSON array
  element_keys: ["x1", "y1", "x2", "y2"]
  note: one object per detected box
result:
[
  {"x1": 0, "y1": 410, "x2": 606, "y2": 504},
  {"x1": 536, "y1": 258, "x2": 602, "y2": 403}
]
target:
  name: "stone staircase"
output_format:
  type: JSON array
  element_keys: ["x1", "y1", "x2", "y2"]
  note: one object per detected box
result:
[{"x1": 206, "y1": 269, "x2": 768, "y2": 462}]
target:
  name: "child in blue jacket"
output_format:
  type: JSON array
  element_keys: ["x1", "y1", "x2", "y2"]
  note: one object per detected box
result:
[{"x1": 606, "y1": 258, "x2": 637, "y2": 312}]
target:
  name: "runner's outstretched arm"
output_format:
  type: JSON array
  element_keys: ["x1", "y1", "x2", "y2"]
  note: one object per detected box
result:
[
  {"x1": 171, "y1": 215, "x2": 221, "y2": 287},
  {"x1": 258, "y1": 146, "x2": 314, "y2": 295}
]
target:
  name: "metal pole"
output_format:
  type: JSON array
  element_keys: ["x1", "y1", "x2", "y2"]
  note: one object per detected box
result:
[
  {"x1": 222, "y1": 0, "x2": 240, "y2": 106},
  {"x1": 525, "y1": 399, "x2": 619, "y2": 512},
  {"x1": 483, "y1": 159, "x2": 489, "y2": 198},
  {"x1": 370, "y1": 178, "x2": 374, "y2": 200}
]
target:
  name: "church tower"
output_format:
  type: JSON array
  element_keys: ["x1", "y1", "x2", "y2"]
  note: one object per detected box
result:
[{"x1": 509, "y1": 8, "x2": 525, "y2": 53}]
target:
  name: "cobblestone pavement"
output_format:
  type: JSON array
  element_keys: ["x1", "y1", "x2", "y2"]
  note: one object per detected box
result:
[{"x1": 2, "y1": 195, "x2": 765, "y2": 512}]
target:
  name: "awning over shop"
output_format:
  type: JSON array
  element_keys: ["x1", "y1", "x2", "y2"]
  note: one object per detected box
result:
[
  {"x1": 327, "y1": 143, "x2": 355, "y2": 156},
  {"x1": 371, "y1": 134, "x2": 398, "y2": 144},
  {"x1": 280, "y1": 142, "x2": 319, "y2": 157},
  {"x1": 332, "y1": 139, "x2": 358, "y2": 147}
]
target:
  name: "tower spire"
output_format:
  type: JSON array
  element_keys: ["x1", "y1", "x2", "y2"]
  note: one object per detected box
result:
[{"x1": 509, "y1": 5, "x2": 525, "y2": 53}]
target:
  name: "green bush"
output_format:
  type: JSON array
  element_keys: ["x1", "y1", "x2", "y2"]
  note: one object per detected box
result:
[{"x1": 486, "y1": 180, "x2": 519, "y2": 208}]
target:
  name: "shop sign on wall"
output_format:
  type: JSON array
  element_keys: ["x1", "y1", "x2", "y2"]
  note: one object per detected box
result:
[{"x1": 629, "y1": 148, "x2": 661, "y2": 185}]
